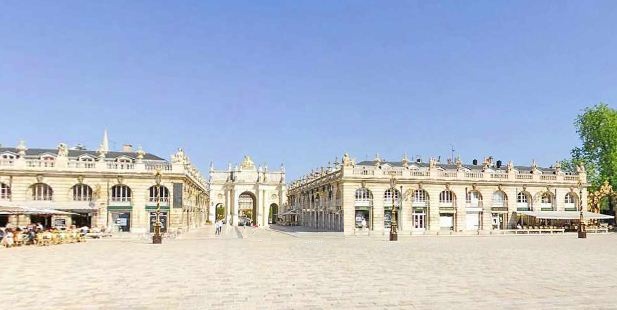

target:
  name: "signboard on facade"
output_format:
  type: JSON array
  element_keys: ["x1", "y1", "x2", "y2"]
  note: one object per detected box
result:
[{"x1": 173, "y1": 183, "x2": 183, "y2": 208}]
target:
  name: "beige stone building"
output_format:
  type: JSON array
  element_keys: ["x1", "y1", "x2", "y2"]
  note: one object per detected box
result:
[
  {"x1": 287, "y1": 154, "x2": 588, "y2": 235},
  {"x1": 0, "y1": 133, "x2": 208, "y2": 233},
  {"x1": 208, "y1": 156, "x2": 286, "y2": 227}
]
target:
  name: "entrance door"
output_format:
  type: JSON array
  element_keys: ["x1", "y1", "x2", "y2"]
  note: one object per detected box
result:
[
  {"x1": 492, "y1": 213, "x2": 505, "y2": 230},
  {"x1": 466, "y1": 212, "x2": 480, "y2": 230},
  {"x1": 111, "y1": 212, "x2": 131, "y2": 232},
  {"x1": 384, "y1": 210, "x2": 392, "y2": 229},
  {"x1": 413, "y1": 213, "x2": 426, "y2": 230},
  {"x1": 149, "y1": 212, "x2": 168, "y2": 233},
  {"x1": 439, "y1": 214, "x2": 453, "y2": 231}
]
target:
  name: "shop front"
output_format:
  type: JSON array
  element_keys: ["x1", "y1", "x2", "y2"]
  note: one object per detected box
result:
[
  {"x1": 146, "y1": 205, "x2": 169, "y2": 233},
  {"x1": 439, "y1": 207, "x2": 455, "y2": 231},
  {"x1": 108, "y1": 206, "x2": 132, "y2": 232},
  {"x1": 491, "y1": 206, "x2": 508, "y2": 230},
  {"x1": 355, "y1": 206, "x2": 371, "y2": 230}
]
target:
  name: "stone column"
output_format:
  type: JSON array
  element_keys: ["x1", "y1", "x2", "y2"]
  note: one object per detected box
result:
[
  {"x1": 454, "y1": 187, "x2": 466, "y2": 232},
  {"x1": 481, "y1": 189, "x2": 493, "y2": 232},
  {"x1": 232, "y1": 191, "x2": 239, "y2": 227},
  {"x1": 372, "y1": 186, "x2": 385, "y2": 234},
  {"x1": 225, "y1": 189, "x2": 231, "y2": 224},
  {"x1": 428, "y1": 187, "x2": 440, "y2": 232},
  {"x1": 342, "y1": 183, "x2": 356, "y2": 236}
]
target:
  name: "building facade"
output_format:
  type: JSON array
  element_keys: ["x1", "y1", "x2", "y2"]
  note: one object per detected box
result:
[
  {"x1": 287, "y1": 154, "x2": 588, "y2": 235},
  {"x1": 208, "y1": 156, "x2": 286, "y2": 227},
  {"x1": 0, "y1": 136, "x2": 208, "y2": 233}
]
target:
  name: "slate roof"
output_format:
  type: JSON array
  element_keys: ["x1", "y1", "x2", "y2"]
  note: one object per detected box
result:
[{"x1": 0, "y1": 147, "x2": 166, "y2": 161}]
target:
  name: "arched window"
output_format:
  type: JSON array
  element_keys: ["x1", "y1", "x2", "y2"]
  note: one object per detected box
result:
[
  {"x1": 540, "y1": 192, "x2": 554, "y2": 210},
  {"x1": 517, "y1": 192, "x2": 528, "y2": 203},
  {"x1": 466, "y1": 190, "x2": 483, "y2": 207},
  {"x1": 439, "y1": 190, "x2": 455, "y2": 204},
  {"x1": 355, "y1": 188, "x2": 372, "y2": 201},
  {"x1": 148, "y1": 185, "x2": 170, "y2": 203},
  {"x1": 0, "y1": 182, "x2": 11, "y2": 200},
  {"x1": 565, "y1": 192, "x2": 578, "y2": 210},
  {"x1": 72, "y1": 184, "x2": 93, "y2": 201},
  {"x1": 492, "y1": 191, "x2": 507, "y2": 207},
  {"x1": 565, "y1": 192, "x2": 576, "y2": 204},
  {"x1": 32, "y1": 183, "x2": 53, "y2": 201},
  {"x1": 413, "y1": 189, "x2": 428, "y2": 203},
  {"x1": 541, "y1": 192, "x2": 552, "y2": 203},
  {"x1": 516, "y1": 191, "x2": 530, "y2": 210},
  {"x1": 384, "y1": 188, "x2": 400, "y2": 204},
  {"x1": 111, "y1": 185, "x2": 132, "y2": 202}
]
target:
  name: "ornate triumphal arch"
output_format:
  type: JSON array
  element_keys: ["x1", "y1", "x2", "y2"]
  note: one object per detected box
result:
[{"x1": 208, "y1": 156, "x2": 287, "y2": 227}]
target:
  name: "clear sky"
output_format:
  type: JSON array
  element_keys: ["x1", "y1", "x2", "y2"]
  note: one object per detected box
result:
[{"x1": 1, "y1": 1, "x2": 616, "y2": 179}]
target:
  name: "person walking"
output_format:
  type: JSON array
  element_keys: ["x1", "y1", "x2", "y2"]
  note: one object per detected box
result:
[{"x1": 214, "y1": 220, "x2": 220, "y2": 235}]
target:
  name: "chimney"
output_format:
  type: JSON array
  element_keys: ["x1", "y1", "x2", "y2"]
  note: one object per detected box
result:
[{"x1": 122, "y1": 144, "x2": 134, "y2": 152}]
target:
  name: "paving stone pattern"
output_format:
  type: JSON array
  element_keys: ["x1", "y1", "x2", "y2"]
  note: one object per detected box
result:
[{"x1": 1, "y1": 226, "x2": 616, "y2": 309}]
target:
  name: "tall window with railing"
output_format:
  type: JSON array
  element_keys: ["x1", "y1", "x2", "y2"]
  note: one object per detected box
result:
[
  {"x1": 516, "y1": 191, "x2": 530, "y2": 210},
  {"x1": 412, "y1": 189, "x2": 428, "y2": 206},
  {"x1": 32, "y1": 183, "x2": 53, "y2": 201},
  {"x1": 148, "y1": 185, "x2": 170, "y2": 203},
  {"x1": 439, "y1": 190, "x2": 455, "y2": 205},
  {"x1": 111, "y1": 185, "x2": 132, "y2": 202},
  {"x1": 492, "y1": 191, "x2": 507, "y2": 207},
  {"x1": 565, "y1": 192, "x2": 577, "y2": 210},
  {"x1": 540, "y1": 192, "x2": 554, "y2": 210},
  {"x1": 354, "y1": 188, "x2": 372, "y2": 206},
  {"x1": 0, "y1": 182, "x2": 11, "y2": 200},
  {"x1": 72, "y1": 184, "x2": 93, "y2": 201},
  {"x1": 466, "y1": 191, "x2": 483, "y2": 207},
  {"x1": 384, "y1": 188, "x2": 400, "y2": 205}
]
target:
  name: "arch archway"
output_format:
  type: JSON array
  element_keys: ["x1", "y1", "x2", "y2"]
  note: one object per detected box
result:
[
  {"x1": 269, "y1": 203, "x2": 279, "y2": 224},
  {"x1": 238, "y1": 191, "x2": 257, "y2": 225}
]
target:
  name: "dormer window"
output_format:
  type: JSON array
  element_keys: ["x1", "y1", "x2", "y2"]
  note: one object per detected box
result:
[
  {"x1": 1, "y1": 153, "x2": 16, "y2": 160},
  {"x1": 41, "y1": 155, "x2": 55, "y2": 167},
  {"x1": 116, "y1": 157, "x2": 133, "y2": 169}
]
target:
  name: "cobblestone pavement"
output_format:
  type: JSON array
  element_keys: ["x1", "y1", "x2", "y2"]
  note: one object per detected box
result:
[{"x1": 1, "y1": 227, "x2": 616, "y2": 309}]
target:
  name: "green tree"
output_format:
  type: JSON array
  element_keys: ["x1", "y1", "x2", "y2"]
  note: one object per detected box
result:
[{"x1": 569, "y1": 103, "x2": 617, "y2": 210}]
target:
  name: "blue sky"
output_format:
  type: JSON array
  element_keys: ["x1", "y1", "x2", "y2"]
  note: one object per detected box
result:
[{"x1": 1, "y1": 1, "x2": 616, "y2": 179}]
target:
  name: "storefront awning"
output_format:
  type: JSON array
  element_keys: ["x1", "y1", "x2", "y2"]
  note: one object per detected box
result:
[
  {"x1": 518, "y1": 211, "x2": 614, "y2": 220},
  {"x1": 0, "y1": 205, "x2": 77, "y2": 215}
]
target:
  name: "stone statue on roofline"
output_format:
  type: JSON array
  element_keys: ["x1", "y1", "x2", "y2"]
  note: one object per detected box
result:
[
  {"x1": 429, "y1": 157, "x2": 437, "y2": 169},
  {"x1": 57, "y1": 143, "x2": 69, "y2": 157},
  {"x1": 401, "y1": 153, "x2": 409, "y2": 168},
  {"x1": 455, "y1": 156, "x2": 462, "y2": 170},
  {"x1": 342, "y1": 153, "x2": 352, "y2": 167},
  {"x1": 506, "y1": 160, "x2": 514, "y2": 173}
]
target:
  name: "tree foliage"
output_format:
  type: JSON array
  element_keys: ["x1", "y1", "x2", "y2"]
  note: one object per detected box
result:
[{"x1": 571, "y1": 103, "x2": 617, "y2": 191}]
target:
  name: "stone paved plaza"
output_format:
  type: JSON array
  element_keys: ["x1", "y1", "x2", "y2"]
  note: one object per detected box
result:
[{"x1": 1, "y1": 227, "x2": 616, "y2": 309}]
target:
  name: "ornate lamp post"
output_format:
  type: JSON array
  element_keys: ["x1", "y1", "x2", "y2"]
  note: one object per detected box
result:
[
  {"x1": 578, "y1": 181, "x2": 586, "y2": 239},
  {"x1": 152, "y1": 170, "x2": 163, "y2": 244},
  {"x1": 389, "y1": 176, "x2": 398, "y2": 241}
]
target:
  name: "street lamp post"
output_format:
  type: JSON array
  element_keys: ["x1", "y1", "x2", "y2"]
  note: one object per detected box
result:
[
  {"x1": 578, "y1": 182, "x2": 586, "y2": 239},
  {"x1": 152, "y1": 170, "x2": 163, "y2": 244},
  {"x1": 389, "y1": 177, "x2": 398, "y2": 241}
]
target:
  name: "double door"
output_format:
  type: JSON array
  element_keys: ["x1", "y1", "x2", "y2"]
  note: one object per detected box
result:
[{"x1": 412, "y1": 213, "x2": 426, "y2": 230}]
